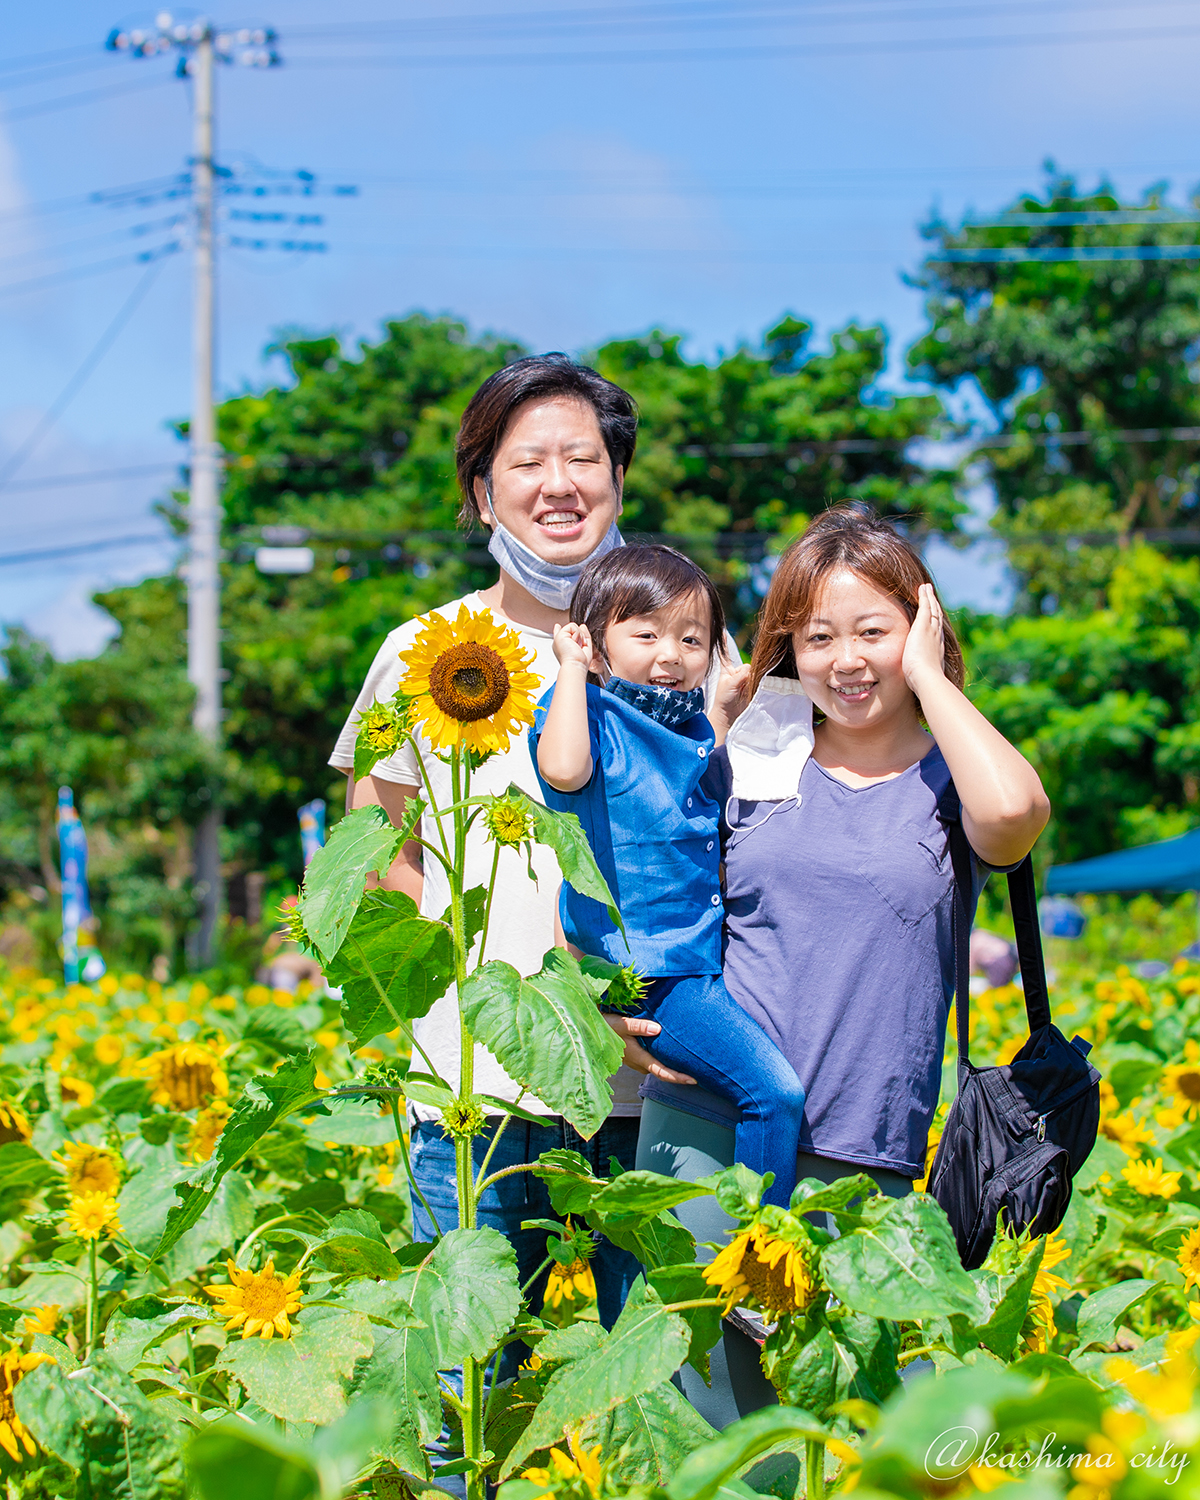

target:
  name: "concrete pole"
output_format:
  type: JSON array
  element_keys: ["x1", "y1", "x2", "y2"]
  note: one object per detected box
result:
[{"x1": 188, "y1": 28, "x2": 222, "y2": 966}]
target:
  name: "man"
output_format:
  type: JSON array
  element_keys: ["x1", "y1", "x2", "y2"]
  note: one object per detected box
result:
[{"x1": 330, "y1": 353, "x2": 704, "y2": 1328}]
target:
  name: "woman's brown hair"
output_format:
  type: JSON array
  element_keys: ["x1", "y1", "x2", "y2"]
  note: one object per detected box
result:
[{"x1": 748, "y1": 505, "x2": 965, "y2": 697}]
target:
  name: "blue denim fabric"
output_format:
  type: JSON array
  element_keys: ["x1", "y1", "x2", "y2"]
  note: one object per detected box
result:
[
  {"x1": 530, "y1": 683, "x2": 723, "y2": 975},
  {"x1": 639, "y1": 974, "x2": 806, "y2": 1209},
  {"x1": 409, "y1": 1114, "x2": 641, "y2": 1353}
]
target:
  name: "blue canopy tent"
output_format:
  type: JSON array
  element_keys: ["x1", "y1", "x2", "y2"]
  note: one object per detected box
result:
[
  {"x1": 1045, "y1": 828, "x2": 1200, "y2": 958},
  {"x1": 1045, "y1": 829, "x2": 1200, "y2": 895}
]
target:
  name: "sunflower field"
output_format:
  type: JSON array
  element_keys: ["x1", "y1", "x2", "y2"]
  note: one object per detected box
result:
[{"x1": 0, "y1": 602, "x2": 1198, "y2": 1500}]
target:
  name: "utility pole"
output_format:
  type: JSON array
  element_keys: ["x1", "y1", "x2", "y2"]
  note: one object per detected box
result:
[{"x1": 107, "y1": 16, "x2": 279, "y2": 966}]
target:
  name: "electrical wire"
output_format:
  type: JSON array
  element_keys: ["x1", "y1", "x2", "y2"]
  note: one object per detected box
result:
[
  {"x1": 0, "y1": 240, "x2": 181, "y2": 300},
  {"x1": 0, "y1": 43, "x2": 99, "y2": 77},
  {"x1": 0, "y1": 173, "x2": 190, "y2": 227},
  {"x1": 0, "y1": 533, "x2": 176, "y2": 568},
  {"x1": 2, "y1": 70, "x2": 176, "y2": 124},
  {"x1": 0, "y1": 463, "x2": 176, "y2": 492},
  {"x1": 0, "y1": 256, "x2": 172, "y2": 489},
  {"x1": 0, "y1": 214, "x2": 187, "y2": 273}
]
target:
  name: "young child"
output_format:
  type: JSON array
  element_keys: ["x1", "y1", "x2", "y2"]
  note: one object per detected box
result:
[{"x1": 530, "y1": 544, "x2": 805, "y2": 1210}]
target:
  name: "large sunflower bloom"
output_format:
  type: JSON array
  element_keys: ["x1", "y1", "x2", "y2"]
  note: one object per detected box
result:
[
  {"x1": 205, "y1": 1258, "x2": 304, "y2": 1340},
  {"x1": 398, "y1": 605, "x2": 538, "y2": 757},
  {"x1": 139, "y1": 1042, "x2": 228, "y2": 1111},
  {"x1": 0, "y1": 1348, "x2": 55, "y2": 1462},
  {"x1": 704, "y1": 1216, "x2": 820, "y2": 1317},
  {"x1": 56, "y1": 1142, "x2": 121, "y2": 1198}
]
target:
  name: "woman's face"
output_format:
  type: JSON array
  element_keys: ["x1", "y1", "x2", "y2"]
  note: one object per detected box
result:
[
  {"x1": 791, "y1": 568, "x2": 916, "y2": 731},
  {"x1": 473, "y1": 395, "x2": 622, "y2": 566}
]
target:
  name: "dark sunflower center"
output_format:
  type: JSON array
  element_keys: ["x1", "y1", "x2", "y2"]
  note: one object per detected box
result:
[{"x1": 428, "y1": 642, "x2": 511, "y2": 722}]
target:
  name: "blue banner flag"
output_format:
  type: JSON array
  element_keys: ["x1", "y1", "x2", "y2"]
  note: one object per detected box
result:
[
  {"x1": 298, "y1": 799, "x2": 326, "y2": 867},
  {"x1": 57, "y1": 787, "x2": 106, "y2": 985}
]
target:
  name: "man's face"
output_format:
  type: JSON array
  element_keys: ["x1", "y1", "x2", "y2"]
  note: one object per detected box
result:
[{"x1": 474, "y1": 395, "x2": 622, "y2": 566}]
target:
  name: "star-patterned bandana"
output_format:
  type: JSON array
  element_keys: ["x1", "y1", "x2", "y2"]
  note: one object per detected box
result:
[{"x1": 602, "y1": 675, "x2": 706, "y2": 728}]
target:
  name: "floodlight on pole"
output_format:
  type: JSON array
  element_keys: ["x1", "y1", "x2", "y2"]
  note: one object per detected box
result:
[{"x1": 106, "y1": 13, "x2": 279, "y2": 966}]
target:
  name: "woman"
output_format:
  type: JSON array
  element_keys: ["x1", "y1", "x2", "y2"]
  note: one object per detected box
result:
[{"x1": 629, "y1": 506, "x2": 1051, "y2": 1425}]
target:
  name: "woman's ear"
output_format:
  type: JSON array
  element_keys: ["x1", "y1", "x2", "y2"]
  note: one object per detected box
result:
[{"x1": 473, "y1": 475, "x2": 493, "y2": 527}]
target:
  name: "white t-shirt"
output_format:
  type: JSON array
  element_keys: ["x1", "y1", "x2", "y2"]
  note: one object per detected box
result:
[{"x1": 329, "y1": 593, "x2": 648, "y2": 1119}]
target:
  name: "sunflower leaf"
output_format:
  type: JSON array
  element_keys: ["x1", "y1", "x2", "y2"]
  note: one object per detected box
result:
[
  {"x1": 460, "y1": 950, "x2": 625, "y2": 1138},
  {"x1": 400, "y1": 1226, "x2": 521, "y2": 1368},
  {"x1": 499, "y1": 1279, "x2": 691, "y2": 1479},
  {"x1": 328, "y1": 888, "x2": 455, "y2": 1048},
  {"x1": 298, "y1": 804, "x2": 404, "y2": 965},
  {"x1": 664, "y1": 1407, "x2": 830, "y2": 1500},
  {"x1": 216, "y1": 1306, "x2": 374, "y2": 1426},
  {"x1": 507, "y1": 784, "x2": 624, "y2": 934}
]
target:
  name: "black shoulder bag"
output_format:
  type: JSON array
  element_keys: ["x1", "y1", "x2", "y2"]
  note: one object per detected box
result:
[{"x1": 927, "y1": 786, "x2": 1101, "y2": 1270}]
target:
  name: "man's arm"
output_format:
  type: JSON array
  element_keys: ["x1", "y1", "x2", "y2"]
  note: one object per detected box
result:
[{"x1": 344, "y1": 771, "x2": 424, "y2": 905}]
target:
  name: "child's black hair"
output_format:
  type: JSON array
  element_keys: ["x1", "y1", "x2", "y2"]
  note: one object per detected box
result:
[{"x1": 567, "y1": 544, "x2": 727, "y2": 677}]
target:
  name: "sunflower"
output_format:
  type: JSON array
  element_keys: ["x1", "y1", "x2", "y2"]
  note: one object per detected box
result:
[
  {"x1": 190, "y1": 1098, "x2": 232, "y2": 1162},
  {"x1": 1105, "y1": 1339, "x2": 1197, "y2": 1420},
  {"x1": 205, "y1": 1258, "x2": 304, "y2": 1340},
  {"x1": 1100, "y1": 1110, "x2": 1155, "y2": 1157},
  {"x1": 0, "y1": 1348, "x2": 55, "y2": 1463},
  {"x1": 703, "y1": 1212, "x2": 821, "y2": 1317},
  {"x1": 21, "y1": 1306, "x2": 58, "y2": 1338},
  {"x1": 93, "y1": 1034, "x2": 124, "y2": 1066},
  {"x1": 1120, "y1": 1157, "x2": 1182, "y2": 1199},
  {"x1": 522, "y1": 1428, "x2": 604, "y2": 1499},
  {"x1": 64, "y1": 1191, "x2": 121, "y2": 1242},
  {"x1": 544, "y1": 1256, "x2": 598, "y2": 1312},
  {"x1": 485, "y1": 793, "x2": 534, "y2": 848},
  {"x1": 56, "y1": 1142, "x2": 121, "y2": 1197},
  {"x1": 58, "y1": 1076, "x2": 95, "y2": 1108},
  {"x1": 1023, "y1": 1229, "x2": 1072, "y2": 1352},
  {"x1": 398, "y1": 605, "x2": 539, "y2": 757},
  {"x1": 1163, "y1": 1054, "x2": 1200, "y2": 1120},
  {"x1": 0, "y1": 1104, "x2": 30, "y2": 1147},
  {"x1": 140, "y1": 1041, "x2": 228, "y2": 1111},
  {"x1": 359, "y1": 701, "x2": 406, "y2": 756},
  {"x1": 1179, "y1": 1225, "x2": 1200, "y2": 1295}
]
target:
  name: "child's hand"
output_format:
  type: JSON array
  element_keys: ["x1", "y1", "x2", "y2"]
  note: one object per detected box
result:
[
  {"x1": 710, "y1": 663, "x2": 751, "y2": 744},
  {"x1": 553, "y1": 622, "x2": 595, "y2": 672}
]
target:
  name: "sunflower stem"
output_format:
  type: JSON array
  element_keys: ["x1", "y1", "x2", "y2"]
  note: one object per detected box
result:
[
  {"x1": 807, "y1": 1437, "x2": 826, "y2": 1500},
  {"x1": 85, "y1": 1238, "x2": 98, "y2": 1360},
  {"x1": 474, "y1": 842, "x2": 501, "y2": 971},
  {"x1": 234, "y1": 1213, "x2": 300, "y2": 1269},
  {"x1": 473, "y1": 1093, "x2": 523, "y2": 1194},
  {"x1": 520, "y1": 1256, "x2": 553, "y2": 1296}
]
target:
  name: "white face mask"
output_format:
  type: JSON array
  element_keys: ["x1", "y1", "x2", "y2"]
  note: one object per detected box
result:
[
  {"x1": 723, "y1": 675, "x2": 814, "y2": 802},
  {"x1": 484, "y1": 487, "x2": 624, "y2": 611}
]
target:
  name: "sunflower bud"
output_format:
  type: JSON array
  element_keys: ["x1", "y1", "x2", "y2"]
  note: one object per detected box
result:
[
  {"x1": 485, "y1": 794, "x2": 534, "y2": 848},
  {"x1": 441, "y1": 1097, "x2": 487, "y2": 1140}
]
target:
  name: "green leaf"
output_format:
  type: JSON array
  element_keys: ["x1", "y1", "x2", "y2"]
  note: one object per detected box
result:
[
  {"x1": 350, "y1": 1321, "x2": 443, "y2": 1476},
  {"x1": 533, "y1": 1149, "x2": 605, "y2": 1216},
  {"x1": 443, "y1": 883, "x2": 488, "y2": 958},
  {"x1": 403, "y1": 1226, "x2": 522, "y2": 1368},
  {"x1": 303, "y1": 1095, "x2": 396, "y2": 1147},
  {"x1": 0, "y1": 1141, "x2": 55, "y2": 1196},
  {"x1": 628, "y1": 1211, "x2": 698, "y2": 1271},
  {"x1": 104, "y1": 1296, "x2": 211, "y2": 1371},
  {"x1": 515, "y1": 785, "x2": 623, "y2": 932},
  {"x1": 704, "y1": 1163, "x2": 767, "y2": 1221},
  {"x1": 581, "y1": 1380, "x2": 718, "y2": 1488},
  {"x1": 648, "y1": 1262, "x2": 722, "y2": 1381},
  {"x1": 15, "y1": 1352, "x2": 188, "y2": 1499},
  {"x1": 240, "y1": 1003, "x2": 311, "y2": 1056},
  {"x1": 820, "y1": 1193, "x2": 982, "y2": 1322},
  {"x1": 666, "y1": 1407, "x2": 830, "y2": 1500},
  {"x1": 328, "y1": 888, "x2": 456, "y2": 1048},
  {"x1": 216, "y1": 1306, "x2": 374, "y2": 1425},
  {"x1": 315, "y1": 1232, "x2": 402, "y2": 1280},
  {"x1": 154, "y1": 1052, "x2": 320, "y2": 1259},
  {"x1": 1073, "y1": 1278, "x2": 1161, "y2": 1354},
  {"x1": 98, "y1": 1077, "x2": 153, "y2": 1116},
  {"x1": 588, "y1": 1169, "x2": 716, "y2": 1230},
  {"x1": 187, "y1": 1420, "x2": 319, "y2": 1500},
  {"x1": 778, "y1": 1322, "x2": 840, "y2": 1417},
  {"x1": 500, "y1": 1279, "x2": 691, "y2": 1478},
  {"x1": 460, "y1": 950, "x2": 625, "y2": 1138},
  {"x1": 789, "y1": 1173, "x2": 878, "y2": 1218},
  {"x1": 298, "y1": 803, "x2": 404, "y2": 965},
  {"x1": 328, "y1": 1207, "x2": 387, "y2": 1242},
  {"x1": 833, "y1": 1310, "x2": 902, "y2": 1405}
]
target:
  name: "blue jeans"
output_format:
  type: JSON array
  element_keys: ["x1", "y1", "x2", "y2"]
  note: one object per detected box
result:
[
  {"x1": 409, "y1": 1113, "x2": 641, "y2": 1357},
  {"x1": 639, "y1": 974, "x2": 806, "y2": 1209}
]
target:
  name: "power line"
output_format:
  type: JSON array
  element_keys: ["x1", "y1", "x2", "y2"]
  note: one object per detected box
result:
[
  {"x1": 0, "y1": 240, "x2": 181, "y2": 299},
  {"x1": 0, "y1": 257, "x2": 171, "y2": 489},
  {"x1": 0, "y1": 213, "x2": 187, "y2": 273},
  {"x1": 0, "y1": 463, "x2": 176, "y2": 492},
  {"x1": 0, "y1": 172, "x2": 189, "y2": 227},
  {"x1": 0, "y1": 532, "x2": 176, "y2": 568},
  {"x1": 2, "y1": 69, "x2": 177, "y2": 123},
  {"x1": 286, "y1": 19, "x2": 1200, "y2": 69}
]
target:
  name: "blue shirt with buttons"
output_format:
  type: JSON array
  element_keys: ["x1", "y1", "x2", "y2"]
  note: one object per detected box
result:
[{"x1": 530, "y1": 683, "x2": 723, "y2": 977}]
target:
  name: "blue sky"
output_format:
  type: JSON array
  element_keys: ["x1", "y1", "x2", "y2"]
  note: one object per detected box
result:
[{"x1": 2, "y1": 0, "x2": 1198, "y2": 654}]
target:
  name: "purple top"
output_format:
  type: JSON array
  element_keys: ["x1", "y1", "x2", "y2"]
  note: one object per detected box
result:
[{"x1": 642, "y1": 742, "x2": 995, "y2": 1178}]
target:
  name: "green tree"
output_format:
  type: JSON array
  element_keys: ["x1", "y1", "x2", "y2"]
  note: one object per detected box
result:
[{"x1": 908, "y1": 168, "x2": 1200, "y2": 533}]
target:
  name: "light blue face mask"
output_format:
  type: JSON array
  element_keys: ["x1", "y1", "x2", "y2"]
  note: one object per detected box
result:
[{"x1": 484, "y1": 487, "x2": 624, "y2": 610}]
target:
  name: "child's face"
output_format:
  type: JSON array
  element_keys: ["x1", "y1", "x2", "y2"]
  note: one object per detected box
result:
[{"x1": 600, "y1": 591, "x2": 712, "y2": 692}]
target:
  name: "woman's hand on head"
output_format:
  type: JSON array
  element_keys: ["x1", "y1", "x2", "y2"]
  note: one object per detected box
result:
[
  {"x1": 603, "y1": 1014, "x2": 696, "y2": 1086},
  {"x1": 553, "y1": 621, "x2": 595, "y2": 671},
  {"x1": 901, "y1": 583, "x2": 947, "y2": 695}
]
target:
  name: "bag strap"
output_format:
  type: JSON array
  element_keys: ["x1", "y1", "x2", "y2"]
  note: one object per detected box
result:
[{"x1": 938, "y1": 784, "x2": 1052, "y2": 1075}]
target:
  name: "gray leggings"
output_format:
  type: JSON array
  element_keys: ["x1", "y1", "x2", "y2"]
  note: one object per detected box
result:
[{"x1": 635, "y1": 1099, "x2": 912, "y2": 1430}]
